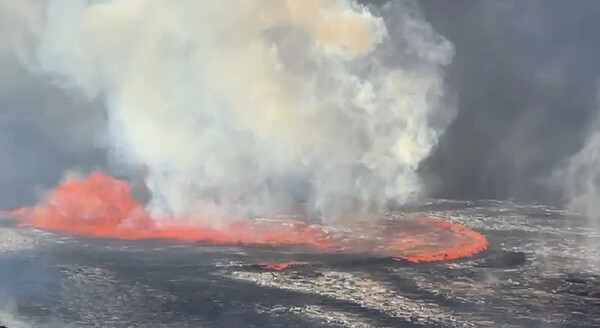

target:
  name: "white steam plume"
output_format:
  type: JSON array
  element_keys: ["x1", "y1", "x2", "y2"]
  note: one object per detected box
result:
[
  {"x1": 554, "y1": 91, "x2": 600, "y2": 270},
  {"x1": 19, "y1": 0, "x2": 455, "y2": 222},
  {"x1": 557, "y1": 92, "x2": 600, "y2": 232}
]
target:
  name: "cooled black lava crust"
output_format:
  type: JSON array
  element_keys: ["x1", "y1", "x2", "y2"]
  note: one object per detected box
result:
[{"x1": 1, "y1": 200, "x2": 599, "y2": 327}]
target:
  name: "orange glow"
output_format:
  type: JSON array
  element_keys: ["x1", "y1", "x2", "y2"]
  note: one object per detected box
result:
[
  {"x1": 5, "y1": 173, "x2": 488, "y2": 263},
  {"x1": 261, "y1": 263, "x2": 293, "y2": 271}
]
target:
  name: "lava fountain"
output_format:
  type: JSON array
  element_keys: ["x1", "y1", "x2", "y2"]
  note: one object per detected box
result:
[{"x1": 3, "y1": 173, "x2": 488, "y2": 263}]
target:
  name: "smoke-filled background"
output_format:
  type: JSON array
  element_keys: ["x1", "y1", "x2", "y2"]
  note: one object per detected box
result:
[{"x1": 2, "y1": 0, "x2": 600, "y2": 224}]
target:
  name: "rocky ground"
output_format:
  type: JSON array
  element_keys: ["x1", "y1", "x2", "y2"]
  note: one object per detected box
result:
[{"x1": 0, "y1": 200, "x2": 599, "y2": 327}]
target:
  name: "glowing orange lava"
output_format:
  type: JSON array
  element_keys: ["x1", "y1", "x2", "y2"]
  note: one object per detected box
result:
[{"x1": 4, "y1": 173, "x2": 489, "y2": 262}]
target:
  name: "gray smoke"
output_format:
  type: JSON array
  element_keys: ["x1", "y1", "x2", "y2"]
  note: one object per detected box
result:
[
  {"x1": 418, "y1": 0, "x2": 600, "y2": 203},
  {"x1": 0, "y1": 0, "x2": 107, "y2": 209}
]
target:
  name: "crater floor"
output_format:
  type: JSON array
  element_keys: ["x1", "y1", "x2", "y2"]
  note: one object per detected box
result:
[{"x1": 0, "y1": 200, "x2": 599, "y2": 327}]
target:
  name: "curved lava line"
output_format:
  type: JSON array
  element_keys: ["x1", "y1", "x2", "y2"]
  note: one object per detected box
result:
[{"x1": 1, "y1": 173, "x2": 488, "y2": 263}]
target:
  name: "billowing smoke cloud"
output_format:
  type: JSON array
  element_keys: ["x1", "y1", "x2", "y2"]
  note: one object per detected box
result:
[{"x1": 19, "y1": 0, "x2": 454, "y2": 223}]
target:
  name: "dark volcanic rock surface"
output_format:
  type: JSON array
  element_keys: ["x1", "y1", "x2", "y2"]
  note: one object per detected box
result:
[{"x1": 0, "y1": 200, "x2": 599, "y2": 327}]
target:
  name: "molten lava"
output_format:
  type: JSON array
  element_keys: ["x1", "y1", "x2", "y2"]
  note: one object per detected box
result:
[{"x1": 4, "y1": 173, "x2": 488, "y2": 263}]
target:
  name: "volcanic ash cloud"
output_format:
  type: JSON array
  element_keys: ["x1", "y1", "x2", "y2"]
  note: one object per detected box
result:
[{"x1": 20, "y1": 0, "x2": 455, "y2": 223}]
